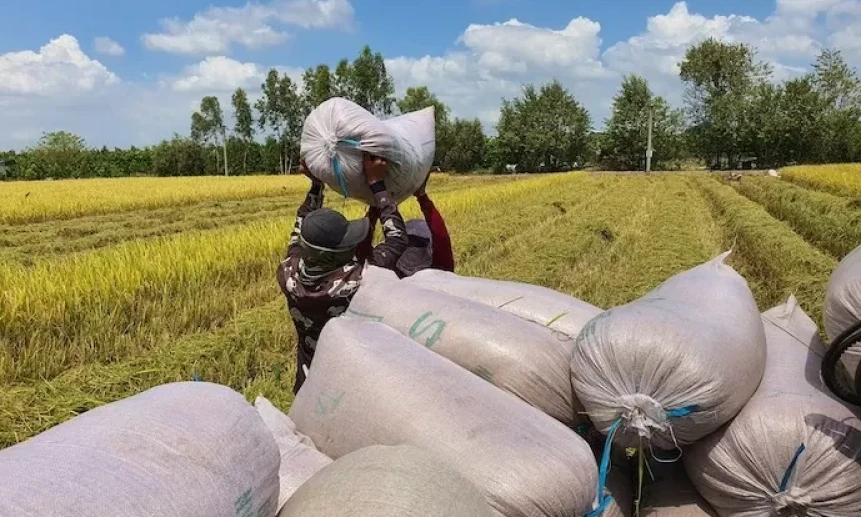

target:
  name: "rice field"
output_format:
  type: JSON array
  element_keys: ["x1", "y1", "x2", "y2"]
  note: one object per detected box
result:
[{"x1": 1, "y1": 165, "x2": 860, "y2": 447}]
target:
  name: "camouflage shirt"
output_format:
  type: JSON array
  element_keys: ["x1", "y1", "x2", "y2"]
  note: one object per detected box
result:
[{"x1": 276, "y1": 184, "x2": 407, "y2": 359}]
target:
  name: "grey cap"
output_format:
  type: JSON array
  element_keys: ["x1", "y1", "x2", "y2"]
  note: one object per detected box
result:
[{"x1": 301, "y1": 209, "x2": 369, "y2": 250}]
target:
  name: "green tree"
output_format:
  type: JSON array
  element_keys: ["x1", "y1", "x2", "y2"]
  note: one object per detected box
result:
[
  {"x1": 302, "y1": 64, "x2": 335, "y2": 112},
  {"x1": 255, "y1": 69, "x2": 303, "y2": 174},
  {"x1": 680, "y1": 38, "x2": 771, "y2": 168},
  {"x1": 443, "y1": 119, "x2": 486, "y2": 172},
  {"x1": 30, "y1": 131, "x2": 89, "y2": 179},
  {"x1": 397, "y1": 86, "x2": 451, "y2": 167},
  {"x1": 191, "y1": 96, "x2": 229, "y2": 175},
  {"x1": 497, "y1": 81, "x2": 592, "y2": 172},
  {"x1": 333, "y1": 46, "x2": 395, "y2": 115},
  {"x1": 333, "y1": 59, "x2": 354, "y2": 99},
  {"x1": 813, "y1": 49, "x2": 861, "y2": 162},
  {"x1": 603, "y1": 75, "x2": 684, "y2": 170},
  {"x1": 231, "y1": 88, "x2": 254, "y2": 174}
]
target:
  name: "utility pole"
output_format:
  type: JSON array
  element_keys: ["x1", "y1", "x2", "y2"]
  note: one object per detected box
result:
[{"x1": 645, "y1": 102, "x2": 654, "y2": 174}]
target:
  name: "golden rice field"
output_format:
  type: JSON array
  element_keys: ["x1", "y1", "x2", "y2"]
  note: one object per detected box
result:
[{"x1": 1, "y1": 165, "x2": 860, "y2": 447}]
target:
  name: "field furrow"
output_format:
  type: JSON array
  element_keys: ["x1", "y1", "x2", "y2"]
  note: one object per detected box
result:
[
  {"x1": 692, "y1": 175, "x2": 836, "y2": 322},
  {"x1": 734, "y1": 176, "x2": 861, "y2": 260}
]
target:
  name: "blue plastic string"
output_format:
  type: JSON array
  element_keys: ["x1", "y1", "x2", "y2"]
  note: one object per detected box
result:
[
  {"x1": 666, "y1": 405, "x2": 698, "y2": 418},
  {"x1": 192, "y1": 373, "x2": 202, "y2": 382},
  {"x1": 586, "y1": 418, "x2": 622, "y2": 517},
  {"x1": 779, "y1": 443, "x2": 806, "y2": 492},
  {"x1": 585, "y1": 404, "x2": 700, "y2": 517},
  {"x1": 330, "y1": 138, "x2": 361, "y2": 198},
  {"x1": 331, "y1": 155, "x2": 349, "y2": 197}
]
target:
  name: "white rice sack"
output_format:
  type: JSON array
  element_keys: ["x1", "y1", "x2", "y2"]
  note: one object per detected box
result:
[
  {"x1": 685, "y1": 296, "x2": 861, "y2": 516},
  {"x1": 288, "y1": 317, "x2": 598, "y2": 517},
  {"x1": 405, "y1": 269, "x2": 602, "y2": 337},
  {"x1": 254, "y1": 397, "x2": 332, "y2": 512},
  {"x1": 278, "y1": 445, "x2": 494, "y2": 517},
  {"x1": 0, "y1": 382, "x2": 280, "y2": 517},
  {"x1": 300, "y1": 97, "x2": 435, "y2": 204},
  {"x1": 346, "y1": 265, "x2": 586, "y2": 426},
  {"x1": 571, "y1": 251, "x2": 766, "y2": 450},
  {"x1": 823, "y1": 244, "x2": 861, "y2": 394}
]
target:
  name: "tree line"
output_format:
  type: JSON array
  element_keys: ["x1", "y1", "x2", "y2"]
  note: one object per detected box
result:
[{"x1": 3, "y1": 40, "x2": 861, "y2": 180}]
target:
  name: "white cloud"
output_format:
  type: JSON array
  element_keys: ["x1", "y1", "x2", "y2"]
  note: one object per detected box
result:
[
  {"x1": 275, "y1": 0, "x2": 355, "y2": 29},
  {"x1": 142, "y1": 0, "x2": 354, "y2": 55},
  {"x1": 0, "y1": 34, "x2": 118, "y2": 96},
  {"x1": 94, "y1": 36, "x2": 125, "y2": 57},
  {"x1": 459, "y1": 17, "x2": 610, "y2": 78},
  {"x1": 170, "y1": 56, "x2": 267, "y2": 92}
]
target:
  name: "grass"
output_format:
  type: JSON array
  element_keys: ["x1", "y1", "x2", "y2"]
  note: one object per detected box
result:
[
  {"x1": 782, "y1": 164, "x2": 861, "y2": 198},
  {"x1": 735, "y1": 175, "x2": 861, "y2": 260},
  {"x1": 0, "y1": 169, "x2": 853, "y2": 448}
]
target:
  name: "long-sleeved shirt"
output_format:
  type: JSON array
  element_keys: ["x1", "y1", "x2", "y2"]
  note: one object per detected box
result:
[
  {"x1": 356, "y1": 193, "x2": 454, "y2": 272},
  {"x1": 277, "y1": 182, "x2": 407, "y2": 371}
]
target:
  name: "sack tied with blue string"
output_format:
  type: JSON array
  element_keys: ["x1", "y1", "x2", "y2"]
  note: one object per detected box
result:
[
  {"x1": 300, "y1": 97, "x2": 435, "y2": 204},
  {"x1": 685, "y1": 295, "x2": 861, "y2": 516},
  {"x1": 571, "y1": 251, "x2": 767, "y2": 452},
  {"x1": 288, "y1": 317, "x2": 599, "y2": 517}
]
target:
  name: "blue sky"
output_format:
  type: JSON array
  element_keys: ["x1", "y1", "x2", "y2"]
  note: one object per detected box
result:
[{"x1": 1, "y1": 0, "x2": 858, "y2": 149}]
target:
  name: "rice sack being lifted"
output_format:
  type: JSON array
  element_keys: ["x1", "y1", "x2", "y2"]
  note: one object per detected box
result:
[
  {"x1": 822, "y1": 244, "x2": 861, "y2": 403},
  {"x1": 254, "y1": 397, "x2": 332, "y2": 512},
  {"x1": 685, "y1": 296, "x2": 861, "y2": 516},
  {"x1": 288, "y1": 318, "x2": 598, "y2": 517},
  {"x1": 278, "y1": 445, "x2": 494, "y2": 517},
  {"x1": 300, "y1": 97, "x2": 435, "y2": 204},
  {"x1": 571, "y1": 251, "x2": 766, "y2": 450},
  {"x1": 0, "y1": 382, "x2": 280, "y2": 517},
  {"x1": 346, "y1": 266, "x2": 586, "y2": 426},
  {"x1": 405, "y1": 269, "x2": 602, "y2": 338}
]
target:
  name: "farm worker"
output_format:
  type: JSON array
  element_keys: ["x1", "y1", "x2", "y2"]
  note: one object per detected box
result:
[
  {"x1": 277, "y1": 153, "x2": 408, "y2": 394},
  {"x1": 356, "y1": 173, "x2": 454, "y2": 277}
]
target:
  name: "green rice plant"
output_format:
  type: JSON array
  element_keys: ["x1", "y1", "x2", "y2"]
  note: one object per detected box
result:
[
  {"x1": 693, "y1": 175, "x2": 836, "y2": 321},
  {"x1": 735, "y1": 176, "x2": 861, "y2": 260},
  {"x1": 782, "y1": 164, "x2": 861, "y2": 198}
]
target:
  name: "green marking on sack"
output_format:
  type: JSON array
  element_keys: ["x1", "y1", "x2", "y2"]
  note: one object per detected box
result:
[
  {"x1": 497, "y1": 296, "x2": 524, "y2": 308},
  {"x1": 472, "y1": 366, "x2": 494, "y2": 382},
  {"x1": 315, "y1": 391, "x2": 346, "y2": 416},
  {"x1": 545, "y1": 312, "x2": 568, "y2": 327},
  {"x1": 346, "y1": 307, "x2": 384, "y2": 322},
  {"x1": 576, "y1": 311, "x2": 612, "y2": 345},
  {"x1": 234, "y1": 488, "x2": 253, "y2": 517},
  {"x1": 409, "y1": 311, "x2": 447, "y2": 348}
]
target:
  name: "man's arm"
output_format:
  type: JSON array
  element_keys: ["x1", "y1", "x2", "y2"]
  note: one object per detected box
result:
[
  {"x1": 363, "y1": 154, "x2": 408, "y2": 269},
  {"x1": 418, "y1": 193, "x2": 455, "y2": 272},
  {"x1": 287, "y1": 164, "x2": 324, "y2": 259},
  {"x1": 355, "y1": 206, "x2": 380, "y2": 263}
]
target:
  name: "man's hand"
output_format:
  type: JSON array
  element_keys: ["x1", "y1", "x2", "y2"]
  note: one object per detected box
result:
[
  {"x1": 415, "y1": 171, "x2": 430, "y2": 197},
  {"x1": 363, "y1": 153, "x2": 388, "y2": 185},
  {"x1": 299, "y1": 160, "x2": 320, "y2": 184}
]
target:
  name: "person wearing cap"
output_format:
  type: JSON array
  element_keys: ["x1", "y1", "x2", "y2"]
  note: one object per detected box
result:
[
  {"x1": 277, "y1": 153, "x2": 408, "y2": 394},
  {"x1": 356, "y1": 172, "x2": 454, "y2": 278}
]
